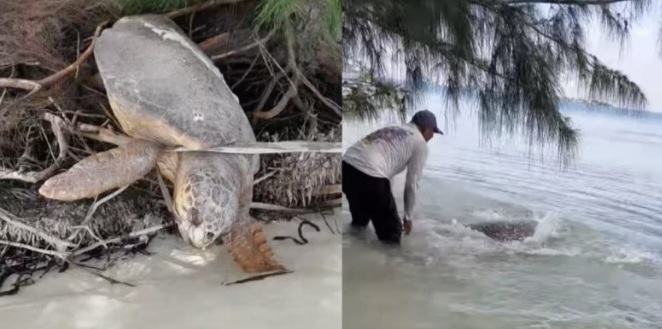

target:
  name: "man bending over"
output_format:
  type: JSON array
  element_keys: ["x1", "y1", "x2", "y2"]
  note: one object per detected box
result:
[{"x1": 342, "y1": 110, "x2": 443, "y2": 244}]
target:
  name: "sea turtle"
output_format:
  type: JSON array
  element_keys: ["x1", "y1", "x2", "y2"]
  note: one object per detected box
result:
[
  {"x1": 39, "y1": 15, "x2": 283, "y2": 273},
  {"x1": 468, "y1": 220, "x2": 538, "y2": 242}
]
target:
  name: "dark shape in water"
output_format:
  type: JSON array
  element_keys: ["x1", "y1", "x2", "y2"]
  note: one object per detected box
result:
[{"x1": 468, "y1": 220, "x2": 538, "y2": 242}]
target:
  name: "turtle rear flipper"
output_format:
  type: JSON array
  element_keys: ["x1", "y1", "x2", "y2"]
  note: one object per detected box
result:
[
  {"x1": 228, "y1": 221, "x2": 285, "y2": 273},
  {"x1": 39, "y1": 140, "x2": 161, "y2": 201}
]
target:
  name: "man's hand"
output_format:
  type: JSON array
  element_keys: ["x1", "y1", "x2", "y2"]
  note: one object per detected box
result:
[{"x1": 403, "y1": 219, "x2": 412, "y2": 235}]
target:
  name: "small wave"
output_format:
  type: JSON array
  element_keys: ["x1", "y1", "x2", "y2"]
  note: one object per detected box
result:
[
  {"x1": 397, "y1": 210, "x2": 661, "y2": 270},
  {"x1": 524, "y1": 213, "x2": 562, "y2": 244},
  {"x1": 470, "y1": 209, "x2": 506, "y2": 221},
  {"x1": 500, "y1": 214, "x2": 585, "y2": 257},
  {"x1": 415, "y1": 213, "x2": 568, "y2": 258},
  {"x1": 604, "y1": 247, "x2": 656, "y2": 265},
  {"x1": 466, "y1": 210, "x2": 562, "y2": 244}
]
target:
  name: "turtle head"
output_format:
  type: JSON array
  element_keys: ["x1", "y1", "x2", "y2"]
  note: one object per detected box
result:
[{"x1": 174, "y1": 171, "x2": 239, "y2": 249}]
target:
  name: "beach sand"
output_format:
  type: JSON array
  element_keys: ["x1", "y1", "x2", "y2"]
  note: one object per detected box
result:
[{"x1": 0, "y1": 215, "x2": 341, "y2": 329}]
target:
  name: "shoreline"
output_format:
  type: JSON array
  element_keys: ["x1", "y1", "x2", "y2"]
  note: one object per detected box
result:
[{"x1": 0, "y1": 214, "x2": 342, "y2": 329}]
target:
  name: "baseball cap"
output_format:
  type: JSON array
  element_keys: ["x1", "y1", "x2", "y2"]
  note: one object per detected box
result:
[{"x1": 410, "y1": 110, "x2": 443, "y2": 135}]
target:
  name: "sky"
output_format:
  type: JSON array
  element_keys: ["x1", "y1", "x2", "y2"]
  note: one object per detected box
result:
[
  {"x1": 564, "y1": 5, "x2": 662, "y2": 112},
  {"x1": 348, "y1": 4, "x2": 662, "y2": 113}
]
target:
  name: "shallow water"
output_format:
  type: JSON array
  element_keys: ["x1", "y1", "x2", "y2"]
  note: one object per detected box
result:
[{"x1": 342, "y1": 98, "x2": 662, "y2": 329}]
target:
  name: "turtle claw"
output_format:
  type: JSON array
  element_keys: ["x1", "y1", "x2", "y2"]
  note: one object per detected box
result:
[{"x1": 228, "y1": 223, "x2": 285, "y2": 273}]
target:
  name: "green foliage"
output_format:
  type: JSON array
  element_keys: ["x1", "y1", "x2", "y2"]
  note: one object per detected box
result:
[
  {"x1": 114, "y1": 0, "x2": 204, "y2": 15},
  {"x1": 323, "y1": 0, "x2": 342, "y2": 41},
  {"x1": 255, "y1": 0, "x2": 302, "y2": 29},
  {"x1": 344, "y1": 0, "x2": 656, "y2": 163},
  {"x1": 255, "y1": 0, "x2": 341, "y2": 41},
  {"x1": 343, "y1": 74, "x2": 410, "y2": 122}
]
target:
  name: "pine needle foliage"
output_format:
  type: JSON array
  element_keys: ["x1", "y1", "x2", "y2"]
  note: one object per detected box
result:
[
  {"x1": 343, "y1": 73, "x2": 410, "y2": 122},
  {"x1": 344, "y1": 0, "x2": 656, "y2": 163},
  {"x1": 255, "y1": 0, "x2": 342, "y2": 42},
  {"x1": 115, "y1": 0, "x2": 206, "y2": 15}
]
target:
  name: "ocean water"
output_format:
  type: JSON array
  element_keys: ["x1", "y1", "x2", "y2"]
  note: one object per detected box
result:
[{"x1": 342, "y1": 95, "x2": 662, "y2": 329}]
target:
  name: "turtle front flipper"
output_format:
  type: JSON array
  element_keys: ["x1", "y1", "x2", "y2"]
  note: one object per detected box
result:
[
  {"x1": 228, "y1": 221, "x2": 285, "y2": 273},
  {"x1": 39, "y1": 140, "x2": 161, "y2": 201}
]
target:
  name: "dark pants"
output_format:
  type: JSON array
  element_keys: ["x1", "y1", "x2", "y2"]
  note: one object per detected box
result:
[{"x1": 342, "y1": 161, "x2": 402, "y2": 244}]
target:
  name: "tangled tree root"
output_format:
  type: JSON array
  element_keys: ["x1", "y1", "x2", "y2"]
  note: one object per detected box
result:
[{"x1": 0, "y1": 0, "x2": 340, "y2": 293}]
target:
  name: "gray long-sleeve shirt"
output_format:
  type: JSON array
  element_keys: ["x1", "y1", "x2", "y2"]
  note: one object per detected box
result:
[{"x1": 343, "y1": 123, "x2": 428, "y2": 221}]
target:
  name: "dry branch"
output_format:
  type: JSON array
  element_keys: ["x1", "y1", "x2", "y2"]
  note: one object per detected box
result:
[
  {"x1": 254, "y1": 65, "x2": 290, "y2": 112},
  {"x1": 253, "y1": 170, "x2": 276, "y2": 185},
  {"x1": 0, "y1": 23, "x2": 104, "y2": 97},
  {"x1": 297, "y1": 70, "x2": 342, "y2": 116},
  {"x1": 198, "y1": 32, "x2": 231, "y2": 52},
  {"x1": 166, "y1": 0, "x2": 248, "y2": 19},
  {"x1": 252, "y1": 76, "x2": 300, "y2": 119},
  {"x1": 0, "y1": 207, "x2": 74, "y2": 250},
  {"x1": 210, "y1": 30, "x2": 275, "y2": 61},
  {"x1": 156, "y1": 170, "x2": 180, "y2": 222},
  {"x1": 0, "y1": 78, "x2": 41, "y2": 91},
  {"x1": 0, "y1": 240, "x2": 67, "y2": 259},
  {"x1": 0, "y1": 113, "x2": 69, "y2": 183},
  {"x1": 81, "y1": 185, "x2": 130, "y2": 225},
  {"x1": 72, "y1": 223, "x2": 173, "y2": 256},
  {"x1": 252, "y1": 23, "x2": 298, "y2": 119},
  {"x1": 251, "y1": 21, "x2": 340, "y2": 119}
]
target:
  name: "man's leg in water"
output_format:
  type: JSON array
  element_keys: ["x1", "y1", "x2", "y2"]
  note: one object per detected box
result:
[
  {"x1": 342, "y1": 161, "x2": 370, "y2": 228},
  {"x1": 368, "y1": 179, "x2": 402, "y2": 244},
  {"x1": 348, "y1": 198, "x2": 370, "y2": 228}
]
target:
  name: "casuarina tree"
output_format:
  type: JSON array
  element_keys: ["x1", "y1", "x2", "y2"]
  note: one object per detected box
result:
[{"x1": 343, "y1": 0, "x2": 658, "y2": 164}]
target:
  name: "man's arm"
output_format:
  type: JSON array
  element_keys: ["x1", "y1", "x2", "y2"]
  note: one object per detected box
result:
[{"x1": 403, "y1": 141, "x2": 428, "y2": 224}]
